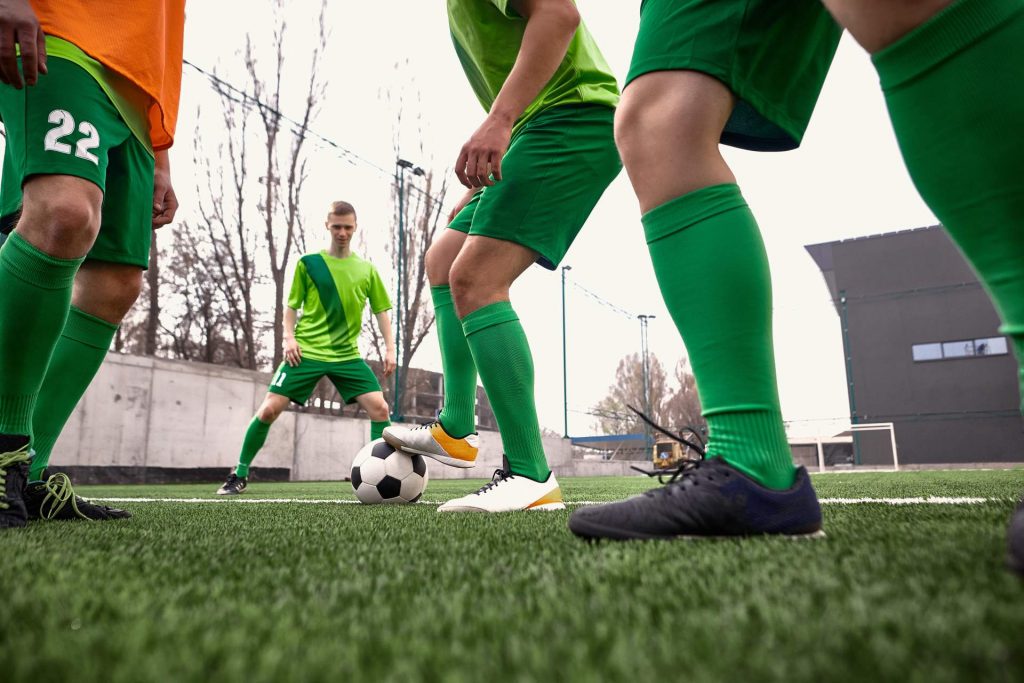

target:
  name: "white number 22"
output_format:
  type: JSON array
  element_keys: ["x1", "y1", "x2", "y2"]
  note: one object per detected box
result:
[{"x1": 43, "y1": 109, "x2": 100, "y2": 165}]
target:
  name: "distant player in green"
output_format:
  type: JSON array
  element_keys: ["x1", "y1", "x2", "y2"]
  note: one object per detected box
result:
[
  {"x1": 382, "y1": 0, "x2": 621, "y2": 512},
  {"x1": 569, "y1": 0, "x2": 1024, "y2": 576},
  {"x1": 217, "y1": 202, "x2": 396, "y2": 495}
]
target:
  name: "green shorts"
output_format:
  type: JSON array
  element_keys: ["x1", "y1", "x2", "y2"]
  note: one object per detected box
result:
[
  {"x1": 448, "y1": 104, "x2": 621, "y2": 270},
  {"x1": 627, "y1": 0, "x2": 843, "y2": 152},
  {"x1": 268, "y1": 357, "x2": 382, "y2": 405},
  {"x1": 0, "y1": 57, "x2": 154, "y2": 267}
]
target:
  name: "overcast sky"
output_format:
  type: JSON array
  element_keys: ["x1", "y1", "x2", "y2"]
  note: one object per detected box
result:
[{"x1": 166, "y1": 1, "x2": 940, "y2": 438}]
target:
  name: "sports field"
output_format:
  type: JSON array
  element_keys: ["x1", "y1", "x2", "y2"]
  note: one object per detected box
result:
[{"x1": 4, "y1": 469, "x2": 1023, "y2": 682}]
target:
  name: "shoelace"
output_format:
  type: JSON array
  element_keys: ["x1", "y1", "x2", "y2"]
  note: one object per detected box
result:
[
  {"x1": 0, "y1": 449, "x2": 31, "y2": 510},
  {"x1": 39, "y1": 472, "x2": 91, "y2": 521},
  {"x1": 625, "y1": 405, "x2": 707, "y2": 486},
  {"x1": 474, "y1": 468, "x2": 513, "y2": 496}
]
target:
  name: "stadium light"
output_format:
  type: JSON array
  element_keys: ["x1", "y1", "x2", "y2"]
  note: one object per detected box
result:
[
  {"x1": 392, "y1": 158, "x2": 425, "y2": 422},
  {"x1": 561, "y1": 265, "x2": 572, "y2": 438}
]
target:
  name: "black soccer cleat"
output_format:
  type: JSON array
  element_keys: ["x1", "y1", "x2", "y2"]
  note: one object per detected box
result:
[
  {"x1": 568, "y1": 457, "x2": 825, "y2": 541},
  {"x1": 216, "y1": 472, "x2": 248, "y2": 496},
  {"x1": 0, "y1": 446, "x2": 31, "y2": 529},
  {"x1": 1008, "y1": 496, "x2": 1024, "y2": 577},
  {"x1": 25, "y1": 472, "x2": 132, "y2": 521}
]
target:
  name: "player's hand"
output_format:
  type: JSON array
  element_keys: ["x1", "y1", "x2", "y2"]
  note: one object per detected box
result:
[
  {"x1": 455, "y1": 114, "x2": 512, "y2": 189},
  {"x1": 152, "y1": 161, "x2": 178, "y2": 229},
  {"x1": 283, "y1": 338, "x2": 302, "y2": 367},
  {"x1": 0, "y1": 0, "x2": 46, "y2": 89},
  {"x1": 448, "y1": 187, "x2": 479, "y2": 225},
  {"x1": 383, "y1": 348, "x2": 397, "y2": 378}
]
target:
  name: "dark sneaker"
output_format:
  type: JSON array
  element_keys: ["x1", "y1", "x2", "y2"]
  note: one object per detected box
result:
[
  {"x1": 0, "y1": 447, "x2": 30, "y2": 529},
  {"x1": 216, "y1": 472, "x2": 247, "y2": 495},
  {"x1": 1008, "y1": 497, "x2": 1024, "y2": 577},
  {"x1": 568, "y1": 457, "x2": 825, "y2": 540},
  {"x1": 25, "y1": 472, "x2": 131, "y2": 521}
]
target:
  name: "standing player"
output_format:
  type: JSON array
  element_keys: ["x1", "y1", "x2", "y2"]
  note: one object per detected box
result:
[
  {"x1": 568, "y1": 0, "x2": 1024, "y2": 575},
  {"x1": 216, "y1": 202, "x2": 396, "y2": 495},
  {"x1": 382, "y1": 0, "x2": 621, "y2": 512},
  {"x1": 0, "y1": 0, "x2": 184, "y2": 526}
]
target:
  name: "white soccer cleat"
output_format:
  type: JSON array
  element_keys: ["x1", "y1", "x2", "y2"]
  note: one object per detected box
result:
[
  {"x1": 383, "y1": 421, "x2": 480, "y2": 469},
  {"x1": 438, "y1": 469, "x2": 565, "y2": 513}
]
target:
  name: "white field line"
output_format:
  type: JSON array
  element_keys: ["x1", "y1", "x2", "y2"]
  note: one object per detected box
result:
[{"x1": 89, "y1": 496, "x2": 1009, "y2": 506}]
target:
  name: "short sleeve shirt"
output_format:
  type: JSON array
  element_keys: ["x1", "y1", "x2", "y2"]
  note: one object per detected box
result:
[
  {"x1": 288, "y1": 252, "x2": 392, "y2": 362},
  {"x1": 447, "y1": 0, "x2": 619, "y2": 135}
]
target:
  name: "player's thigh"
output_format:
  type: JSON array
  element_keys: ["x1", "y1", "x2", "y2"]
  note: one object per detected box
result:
[
  {"x1": 465, "y1": 104, "x2": 620, "y2": 272},
  {"x1": 0, "y1": 57, "x2": 133, "y2": 256},
  {"x1": 626, "y1": 0, "x2": 841, "y2": 153},
  {"x1": 820, "y1": 0, "x2": 955, "y2": 53}
]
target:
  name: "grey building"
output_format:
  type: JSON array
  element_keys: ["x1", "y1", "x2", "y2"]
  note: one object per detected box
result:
[{"x1": 807, "y1": 226, "x2": 1024, "y2": 465}]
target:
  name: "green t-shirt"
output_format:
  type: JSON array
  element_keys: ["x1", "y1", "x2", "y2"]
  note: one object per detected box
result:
[
  {"x1": 288, "y1": 252, "x2": 392, "y2": 363},
  {"x1": 447, "y1": 0, "x2": 619, "y2": 135}
]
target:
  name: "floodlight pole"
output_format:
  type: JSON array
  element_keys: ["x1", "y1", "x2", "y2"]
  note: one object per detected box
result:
[
  {"x1": 639, "y1": 314, "x2": 655, "y2": 449},
  {"x1": 392, "y1": 158, "x2": 425, "y2": 423},
  {"x1": 561, "y1": 265, "x2": 572, "y2": 438}
]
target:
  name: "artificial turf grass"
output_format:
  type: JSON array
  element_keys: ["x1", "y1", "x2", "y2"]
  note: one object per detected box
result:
[{"x1": 2, "y1": 474, "x2": 1022, "y2": 683}]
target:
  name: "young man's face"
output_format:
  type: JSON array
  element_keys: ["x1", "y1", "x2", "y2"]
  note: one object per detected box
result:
[{"x1": 326, "y1": 212, "x2": 357, "y2": 248}]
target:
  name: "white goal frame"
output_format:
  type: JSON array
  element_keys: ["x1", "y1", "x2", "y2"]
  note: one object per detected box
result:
[{"x1": 790, "y1": 422, "x2": 900, "y2": 473}]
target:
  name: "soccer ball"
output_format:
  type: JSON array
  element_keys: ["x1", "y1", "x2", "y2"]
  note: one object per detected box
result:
[{"x1": 351, "y1": 439, "x2": 429, "y2": 504}]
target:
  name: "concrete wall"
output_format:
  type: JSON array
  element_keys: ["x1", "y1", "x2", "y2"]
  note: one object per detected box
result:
[{"x1": 51, "y1": 353, "x2": 574, "y2": 483}]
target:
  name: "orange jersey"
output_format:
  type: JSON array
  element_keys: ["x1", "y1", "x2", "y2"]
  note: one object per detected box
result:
[{"x1": 32, "y1": 0, "x2": 186, "y2": 151}]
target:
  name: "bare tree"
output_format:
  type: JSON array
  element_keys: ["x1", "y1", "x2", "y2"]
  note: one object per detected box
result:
[
  {"x1": 591, "y1": 354, "x2": 705, "y2": 437},
  {"x1": 251, "y1": 0, "x2": 327, "y2": 369}
]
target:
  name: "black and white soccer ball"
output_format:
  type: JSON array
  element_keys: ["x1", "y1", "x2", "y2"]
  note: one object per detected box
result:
[{"x1": 350, "y1": 439, "x2": 429, "y2": 504}]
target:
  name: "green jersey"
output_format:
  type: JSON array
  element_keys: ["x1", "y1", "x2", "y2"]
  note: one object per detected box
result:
[
  {"x1": 447, "y1": 0, "x2": 619, "y2": 135},
  {"x1": 288, "y1": 251, "x2": 392, "y2": 363}
]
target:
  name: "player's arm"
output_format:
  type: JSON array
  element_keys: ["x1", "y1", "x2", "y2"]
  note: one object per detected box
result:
[
  {"x1": 0, "y1": 0, "x2": 46, "y2": 88},
  {"x1": 283, "y1": 307, "x2": 301, "y2": 367},
  {"x1": 152, "y1": 150, "x2": 179, "y2": 229},
  {"x1": 374, "y1": 310, "x2": 397, "y2": 378},
  {"x1": 456, "y1": 0, "x2": 580, "y2": 189}
]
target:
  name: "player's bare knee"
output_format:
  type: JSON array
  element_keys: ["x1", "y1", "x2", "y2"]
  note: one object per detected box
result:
[
  {"x1": 19, "y1": 179, "x2": 102, "y2": 258},
  {"x1": 256, "y1": 401, "x2": 283, "y2": 423},
  {"x1": 367, "y1": 399, "x2": 390, "y2": 422},
  {"x1": 425, "y1": 242, "x2": 452, "y2": 286},
  {"x1": 449, "y1": 265, "x2": 490, "y2": 316},
  {"x1": 821, "y1": 0, "x2": 954, "y2": 53},
  {"x1": 102, "y1": 268, "x2": 144, "y2": 319}
]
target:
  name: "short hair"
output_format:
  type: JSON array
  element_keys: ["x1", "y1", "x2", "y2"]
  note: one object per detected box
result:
[{"x1": 329, "y1": 201, "x2": 357, "y2": 218}]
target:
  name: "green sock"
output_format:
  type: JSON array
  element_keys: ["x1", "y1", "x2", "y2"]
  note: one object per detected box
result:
[
  {"x1": 0, "y1": 233, "x2": 82, "y2": 437},
  {"x1": 432, "y1": 285, "x2": 477, "y2": 436},
  {"x1": 236, "y1": 417, "x2": 272, "y2": 478},
  {"x1": 29, "y1": 307, "x2": 118, "y2": 481},
  {"x1": 462, "y1": 302, "x2": 549, "y2": 481},
  {"x1": 644, "y1": 184, "x2": 795, "y2": 490},
  {"x1": 371, "y1": 420, "x2": 389, "y2": 441},
  {"x1": 874, "y1": 0, "x2": 1024, "y2": 406}
]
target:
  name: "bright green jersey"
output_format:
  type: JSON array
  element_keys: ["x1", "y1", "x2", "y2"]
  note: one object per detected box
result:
[
  {"x1": 447, "y1": 0, "x2": 619, "y2": 135},
  {"x1": 44, "y1": 36, "x2": 153, "y2": 155},
  {"x1": 288, "y1": 252, "x2": 392, "y2": 363}
]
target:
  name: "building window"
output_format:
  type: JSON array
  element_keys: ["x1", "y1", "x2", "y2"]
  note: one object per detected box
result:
[
  {"x1": 913, "y1": 336, "x2": 1009, "y2": 362},
  {"x1": 912, "y1": 343, "x2": 943, "y2": 361}
]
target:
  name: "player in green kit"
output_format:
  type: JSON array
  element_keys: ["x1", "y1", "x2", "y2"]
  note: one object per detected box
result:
[
  {"x1": 382, "y1": 0, "x2": 621, "y2": 512},
  {"x1": 216, "y1": 202, "x2": 396, "y2": 495},
  {"x1": 569, "y1": 0, "x2": 1024, "y2": 575}
]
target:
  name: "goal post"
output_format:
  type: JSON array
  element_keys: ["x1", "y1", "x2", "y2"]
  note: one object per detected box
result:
[{"x1": 787, "y1": 421, "x2": 899, "y2": 473}]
